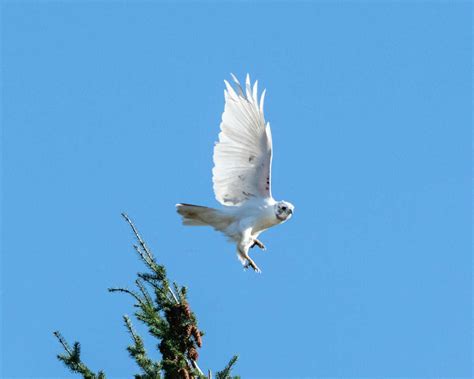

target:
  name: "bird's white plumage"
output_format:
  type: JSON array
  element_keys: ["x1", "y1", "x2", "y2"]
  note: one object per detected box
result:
[
  {"x1": 176, "y1": 74, "x2": 294, "y2": 273},
  {"x1": 212, "y1": 74, "x2": 273, "y2": 206}
]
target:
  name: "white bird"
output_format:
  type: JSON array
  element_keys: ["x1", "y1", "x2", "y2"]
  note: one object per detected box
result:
[{"x1": 176, "y1": 74, "x2": 294, "y2": 273}]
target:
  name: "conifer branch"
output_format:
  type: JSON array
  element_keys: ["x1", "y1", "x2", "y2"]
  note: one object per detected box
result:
[
  {"x1": 108, "y1": 287, "x2": 146, "y2": 307},
  {"x1": 216, "y1": 355, "x2": 239, "y2": 379},
  {"x1": 123, "y1": 212, "x2": 178, "y2": 304},
  {"x1": 136, "y1": 278, "x2": 154, "y2": 306},
  {"x1": 53, "y1": 331, "x2": 106, "y2": 379},
  {"x1": 123, "y1": 315, "x2": 161, "y2": 378}
]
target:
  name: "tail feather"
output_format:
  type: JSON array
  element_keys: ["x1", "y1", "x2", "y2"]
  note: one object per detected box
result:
[{"x1": 176, "y1": 203, "x2": 234, "y2": 231}]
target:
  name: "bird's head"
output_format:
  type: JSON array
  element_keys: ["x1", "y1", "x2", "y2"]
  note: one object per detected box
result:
[{"x1": 275, "y1": 201, "x2": 294, "y2": 222}]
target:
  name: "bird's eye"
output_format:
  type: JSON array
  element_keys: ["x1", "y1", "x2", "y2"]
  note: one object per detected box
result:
[{"x1": 282, "y1": 206, "x2": 287, "y2": 211}]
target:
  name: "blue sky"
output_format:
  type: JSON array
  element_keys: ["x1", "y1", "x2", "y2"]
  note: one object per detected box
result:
[{"x1": 1, "y1": 2, "x2": 472, "y2": 378}]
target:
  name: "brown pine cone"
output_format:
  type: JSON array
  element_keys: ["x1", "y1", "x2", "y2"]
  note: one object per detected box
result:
[
  {"x1": 191, "y1": 326, "x2": 202, "y2": 347},
  {"x1": 188, "y1": 347, "x2": 199, "y2": 361},
  {"x1": 181, "y1": 302, "x2": 192, "y2": 318}
]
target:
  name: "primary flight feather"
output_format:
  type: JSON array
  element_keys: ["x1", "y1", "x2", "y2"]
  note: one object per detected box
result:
[{"x1": 176, "y1": 74, "x2": 294, "y2": 273}]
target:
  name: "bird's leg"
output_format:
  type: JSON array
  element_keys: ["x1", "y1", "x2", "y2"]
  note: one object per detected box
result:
[
  {"x1": 239, "y1": 246, "x2": 262, "y2": 273},
  {"x1": 244, "y1": 256, "x2": 261, "y2": 273},
  {"x1": 239, "y1": 228, "x2": 262, "y2": 273},
  {"x1": 251, "y1": 239, "x2": 266, "y2": 251}
]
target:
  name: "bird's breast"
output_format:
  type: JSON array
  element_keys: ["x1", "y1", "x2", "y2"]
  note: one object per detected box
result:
[{"x1": 250, "y1": 207, "x2": 279, "y2": 234}]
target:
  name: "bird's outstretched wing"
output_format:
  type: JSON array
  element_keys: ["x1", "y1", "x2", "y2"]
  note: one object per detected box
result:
[{"x1": 212, "y1": 74, "x2": 273, "y2": 206}]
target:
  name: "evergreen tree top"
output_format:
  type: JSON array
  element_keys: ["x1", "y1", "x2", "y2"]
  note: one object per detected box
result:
[{"x1": 54, "y1": 213, "x2": 239, "y2": 379}]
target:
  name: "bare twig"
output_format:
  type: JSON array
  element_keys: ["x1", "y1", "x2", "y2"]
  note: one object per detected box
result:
[
  {"x1": 121, "y1": 213, "x2": 154, "y2": 262},
  {"x1": 168, "y1": 286, "x2": 179, "y2": 304},
  {"x1": 190, "y1": 358, "x2": 204, "y2": 376}
]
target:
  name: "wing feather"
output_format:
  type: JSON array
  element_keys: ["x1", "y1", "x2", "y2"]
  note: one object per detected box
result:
[{"x1": 212, "y1": 74, "x2": 273, "y2": 206}]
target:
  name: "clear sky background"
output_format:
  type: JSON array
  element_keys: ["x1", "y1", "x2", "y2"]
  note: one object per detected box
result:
[{"x1": 1, "y1": 2, "x2": 472, "y2": 378}]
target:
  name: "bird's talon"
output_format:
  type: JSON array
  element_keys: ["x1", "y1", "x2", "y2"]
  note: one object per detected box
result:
[{"x1": 252, "y1": 239, "x2": 266, "y2": 251}]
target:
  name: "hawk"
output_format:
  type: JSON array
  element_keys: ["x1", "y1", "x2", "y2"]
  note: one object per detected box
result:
[{"x1": 177, "y1": 74, "x2": 294, "y2": 273}]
